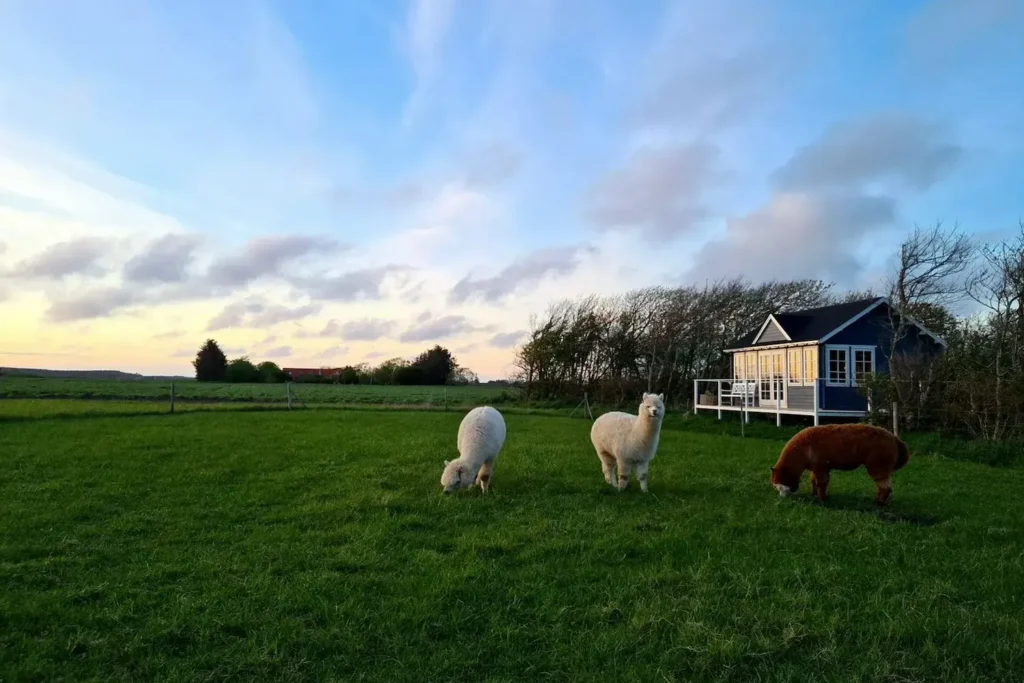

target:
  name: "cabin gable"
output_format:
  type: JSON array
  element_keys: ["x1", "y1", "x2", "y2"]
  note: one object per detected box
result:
[{"x1": 754, "y1": 316, "x2": 789, "y2": 344}]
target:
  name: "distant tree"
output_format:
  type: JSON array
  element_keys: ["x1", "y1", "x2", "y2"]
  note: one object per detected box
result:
[
  {"x1": 354, "y1": 362, "x2": 373, "y2": 384},
  {"x1": 393, "y1": 365, "x2": 425, "y2": 385},
  {"x1": 372, "y1": 357, "x2": 408, "y2": 385},
  {"x1": 226, "y1": 356, "x2": 261, "y2": 383},
  {"x1": 338, "y1": 365, "x2": 360, "y2": 384},
  {"x1": 193, "y1": 339, "x2": 228, "y2": 382},
  {"x1": 257, "y1": 361, "x2": 288, "y2": 383},
  {"x1": 412, "y1": 345, "x2": 458, "y2": 385},
  {"x1": 450, "y1": 367, "x2": 479, "y2": 385}
]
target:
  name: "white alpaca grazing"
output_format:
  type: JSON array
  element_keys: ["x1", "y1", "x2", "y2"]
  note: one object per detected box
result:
[
  {"x1": 440, "y1": 406, "x2": 507, "y2": 495},
  {"x1": 590, "y1": 392, "x2": 665, "y2": 492}
]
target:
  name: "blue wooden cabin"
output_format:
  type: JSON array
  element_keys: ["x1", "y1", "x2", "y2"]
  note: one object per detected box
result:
[{"x1": 694, "y1": 297, "x2": 946, "y2": 424}]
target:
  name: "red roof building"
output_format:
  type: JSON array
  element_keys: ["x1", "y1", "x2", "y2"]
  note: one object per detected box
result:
[{"x1": 282, "y1": 367, "x2": 343, "y2": 379}]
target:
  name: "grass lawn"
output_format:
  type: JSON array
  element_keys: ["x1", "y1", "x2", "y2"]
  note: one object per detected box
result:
[{"x1": 2, "y1": 401, "x2": 1023, "y2": 682}]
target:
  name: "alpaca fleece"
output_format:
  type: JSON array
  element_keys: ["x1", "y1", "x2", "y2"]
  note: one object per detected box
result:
[
  {"x1": 771, "y1": 423, "x2": 910, "y2": 505},
  {"x1": 590, "y1": 392, "x2": 665, "y2": 492},
  {"x1": 440, "y1": 406, "x2": 506, "y2": 494}
]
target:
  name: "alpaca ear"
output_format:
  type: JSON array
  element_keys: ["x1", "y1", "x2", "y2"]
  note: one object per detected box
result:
[
  {"x1": 444, "y1": 460, "x2": 450, "y2": 466},
  {"x1": 642, "y1": 392, "x2": 649, "y2": 399},
  {"x1": 657, "y1": 393, "x2": 664, "y2": 401}
]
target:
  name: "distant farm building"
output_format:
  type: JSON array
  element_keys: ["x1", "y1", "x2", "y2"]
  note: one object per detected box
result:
[{"x1": 282, "y1": 367, "x2": 343, "y2": 380}]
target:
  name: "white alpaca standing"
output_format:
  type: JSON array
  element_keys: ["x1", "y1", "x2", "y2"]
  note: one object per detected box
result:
[
  {"x1": 440, "y1": 406, "x2": 507, "y2": 494},
  {"x1": 590, "y1": 392, "x2": 665, "y2": 492}
]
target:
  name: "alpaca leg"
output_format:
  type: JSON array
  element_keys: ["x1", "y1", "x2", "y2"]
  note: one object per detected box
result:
[
  {"x1": 635, "y1": 461, "x2": 650, "y2": 493},
  {"x1": 616, "y1": 459, "x2": 632, "y2": 491},
  {"x1": 866, "y1": 461, "x2": 894, "y2": 506},
  {"x1": 597, "y1": 450, "x2": 617, "y2": 486},
  {"x1": 476, "y1": 460, "x2": 494, "y2": 494},
  {"x1": 873, "y1": 475, "x2": 893, "y2": 506},
  {"x1": 811, "y1": 469, "x2": 829, "y2": 502}
]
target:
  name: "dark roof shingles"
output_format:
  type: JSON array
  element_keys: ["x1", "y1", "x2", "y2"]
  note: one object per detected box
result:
[{"x1": 728, "y1": 298, "x2": 882, "y2": 349}]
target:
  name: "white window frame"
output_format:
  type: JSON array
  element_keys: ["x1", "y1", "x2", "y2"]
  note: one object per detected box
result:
[
  {"x1": 850, "y1": 345, "x2": 876, "y2": 387},
  {"x1": 802, "y1": 346, "x2": 818, "y2": 385},
  {"x1": 825, "y1": 345, "x2": 850, "y2": 386},
  {"x1": 787, "y1": 348, "x2": 803, "y2": 386},
  {"x1": 825, "y1": 344, "x2": 876, "y2": 387}
]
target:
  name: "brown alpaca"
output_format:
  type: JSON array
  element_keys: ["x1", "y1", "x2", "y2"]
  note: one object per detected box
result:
[{"x1": 770, "y1": 424, "x2": 910, "y2": 505}]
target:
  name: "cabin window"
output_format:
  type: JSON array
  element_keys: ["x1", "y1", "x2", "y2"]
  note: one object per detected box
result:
[
  {"x1": 733, "y1": 354, "x2": 745, "y2": 380},
  {"x1": 787, "y1": 349, "x2": 802, "y2": 385},
  {"x1": 827, "y1": 347, "x2": 848, "y2": 385},
  {"x1": 802, "y1": 347, "x2": 818, "y2": 384},
  {"x1": 745, "y1": 353, "x2": 757, "y2": 381},
  {"x1": 852, "y1": 347, "x2": 875, "y2": 385}
]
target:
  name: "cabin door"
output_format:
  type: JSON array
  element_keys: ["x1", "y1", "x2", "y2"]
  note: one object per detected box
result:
[{"x1": 758, "y1": 351, "x2": 787, "y2": 409}]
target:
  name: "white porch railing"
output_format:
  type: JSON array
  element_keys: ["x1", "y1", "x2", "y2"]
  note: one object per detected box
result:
[{"x1": 693, "y1": 378, "x2": 820, "y2": 426}]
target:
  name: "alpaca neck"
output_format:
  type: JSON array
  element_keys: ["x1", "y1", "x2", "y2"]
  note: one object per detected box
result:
[{"x1": 631, "y1": 412, "x2": 661, "y2": 446}]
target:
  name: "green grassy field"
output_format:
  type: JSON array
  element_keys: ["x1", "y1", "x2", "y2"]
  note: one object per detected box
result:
[
  {"x1": 0, "y1": 375, "x2": 514, "y2": 406},
  {"x1": 2, "y1": 401, "x2": 1023, "y2": 682}
]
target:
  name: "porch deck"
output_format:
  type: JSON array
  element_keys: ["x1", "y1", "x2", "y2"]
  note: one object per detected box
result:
[{"x1": 693, "y1": 378, "x2": 868, "y2": 426}]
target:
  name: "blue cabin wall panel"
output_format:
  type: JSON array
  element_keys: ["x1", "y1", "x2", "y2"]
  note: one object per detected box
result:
[{"x1": 821, "y1": 385, "x2": 868, "y2": 411}]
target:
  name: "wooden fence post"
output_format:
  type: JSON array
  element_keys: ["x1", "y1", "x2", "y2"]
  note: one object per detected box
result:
[
  {"x1": 892, "y1": 402, "x2": 899, "y2": 436},
  {"x1": 287, "y1": 382, "x2": 293, "y2": 410}
]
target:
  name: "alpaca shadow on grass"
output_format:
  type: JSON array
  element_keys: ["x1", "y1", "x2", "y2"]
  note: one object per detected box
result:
[{"x1": 788, "y1": 492, "x2": 940, "y2": 527}]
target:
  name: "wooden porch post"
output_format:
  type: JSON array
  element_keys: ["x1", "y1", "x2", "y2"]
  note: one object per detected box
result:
[
  {"x1": 776, "y1": 392, "x2": 781, "y2": 427},
  {"x1": 693, "y1": 380, "x2": 698, "y2": 415}
]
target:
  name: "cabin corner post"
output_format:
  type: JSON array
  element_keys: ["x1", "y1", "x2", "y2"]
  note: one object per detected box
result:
[
  {"x1": 717, "y1": 380, "x2": 722, "y2": 420},
  {"x1": 776, "y1": 391, "x2": 781, "y2": 427},
  {"x1": 813, "y1": 378, "x2": 820, "y2": 426},
  {"x1": 693, "y1": 379, "x2": 698, "y2": 415}
]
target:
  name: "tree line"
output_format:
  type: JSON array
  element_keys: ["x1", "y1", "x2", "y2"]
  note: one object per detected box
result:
[
  {"x1": 191, "y1": 341, "x2": 478, "y2": 386},
  {"x1": 512, "y1": 222, "x2": 1024, "y2": 442}
]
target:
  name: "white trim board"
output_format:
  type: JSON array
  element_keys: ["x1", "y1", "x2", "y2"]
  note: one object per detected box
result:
[{"x1": 724, "y1": 341, "x2": 817, "y2": 353}]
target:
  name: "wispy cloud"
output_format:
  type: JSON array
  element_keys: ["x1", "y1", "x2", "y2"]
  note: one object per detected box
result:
[{"x1": 402, "y1": 0, "x2": 456, "y2": 127}]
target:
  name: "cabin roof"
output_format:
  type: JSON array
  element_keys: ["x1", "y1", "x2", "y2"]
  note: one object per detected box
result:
[{"x1": 727, "y1": 297, "x2": 884, "y2": 350}]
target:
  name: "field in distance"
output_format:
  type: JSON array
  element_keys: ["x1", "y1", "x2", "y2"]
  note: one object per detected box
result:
[
  {"x1": 0, "y1": 375, "x2": 515, "y2": 406},
  {"x1": 1, "y1": 400, "x2": 1022, "y2": 682}
]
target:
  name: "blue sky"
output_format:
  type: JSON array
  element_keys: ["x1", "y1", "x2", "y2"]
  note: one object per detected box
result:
[{"x1": 0, "y1": 0, "x2": 1022, "y2": 378}]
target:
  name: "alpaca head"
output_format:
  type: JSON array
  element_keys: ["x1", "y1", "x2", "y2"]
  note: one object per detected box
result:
[
  {"x1": 640, "y1": 392, "x2": 665, "y2": 420},
  {"x1": 440, "y1": 459, "x2": 472, "y2": 494},
  {"x1": 770, "y1": 465, "x2": 799, "y2": 496}
]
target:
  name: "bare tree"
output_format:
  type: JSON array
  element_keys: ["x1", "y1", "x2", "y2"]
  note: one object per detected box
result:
[
  {"x1": 882, "y1": 223, "x2": 975, "y2": 430},
  {"x1": 889, "y1": 222, "x2": 974, "y2": 310},
  {"x1": 963, "y1": 222, "x2": 1024, "y2": 439}
]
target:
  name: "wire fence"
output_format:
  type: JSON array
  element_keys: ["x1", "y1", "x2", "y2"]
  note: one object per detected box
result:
[{"x1": 0, "y1": 375, "x2": 567, "y2": 415}]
